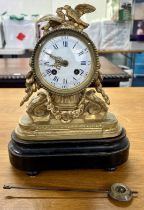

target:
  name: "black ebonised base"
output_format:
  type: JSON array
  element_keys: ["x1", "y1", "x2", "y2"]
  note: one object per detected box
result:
[{"x1": 8, "y1": 129, "x2": 129, "y2": 174}]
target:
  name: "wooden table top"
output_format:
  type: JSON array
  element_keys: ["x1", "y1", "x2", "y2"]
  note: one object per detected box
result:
[
  {"x1": 1, "y1": 87, "x2": 143, "y2": 210},
  {"x1": 0, "y1": 57, "x2": 129, "y2": 79}
]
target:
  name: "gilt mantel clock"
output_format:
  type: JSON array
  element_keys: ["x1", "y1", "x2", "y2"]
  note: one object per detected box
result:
[{"x1": 8, "y1": 4, "x2": 129, "y2": 174}]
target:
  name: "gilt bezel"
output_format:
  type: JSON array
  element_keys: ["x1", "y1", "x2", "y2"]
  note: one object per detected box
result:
[{"x1": 31, "y1": 28, "x2": 100, "y2": 95}]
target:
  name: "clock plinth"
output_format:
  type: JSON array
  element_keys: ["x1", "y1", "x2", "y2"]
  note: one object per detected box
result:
[{"x1": 9, "y1": 128, "x2": 129, "y2": 173}]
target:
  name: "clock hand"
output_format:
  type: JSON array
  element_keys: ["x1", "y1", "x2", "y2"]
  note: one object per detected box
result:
[
  {"x1": 44, "y1": 51, "x2": 62, "y2": 62},
  {"x1": 49, "y1": 53, "x2": 68, "y2": 67},
  {"x1": 47, "y1": 52, "x2": 61, "y2": 61},
  {"x1": 44, "y1": 51, "x2": 68, "y2": 69},
  {"x1": 50, "y1": 58, "x2": 63, "y2": 70}
]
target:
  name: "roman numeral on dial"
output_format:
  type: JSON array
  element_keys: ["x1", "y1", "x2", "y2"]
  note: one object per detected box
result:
[
  {"x1": 63, "y1": 41, "x2": 68, "y2": 47},
  {"x1": 53, "y1": 76, "x2": 59, "y2": 82},
  {"x1": 78, "y1": 51, "x2": 84, "y2": 56},
  {"x1": 46, "y1": 69, "x2": 51, "y2": 76},
  {"x1": 63, "y1": 78, "x2": 68, "y2": 84},
  {"x1": 84, "y1": 48, "x2": 88, "y2": 53},
  {"x1": 78, "y1": 48, "x2": 88, "y2": 56},
  {"x1": 73, "y1": 41, "x2": 78, "y2": 49},
  {"x1": 80, "y1": 70, "x2": 84, "y2": 75},
  {"x1": 53, "y1": 43, "x2": 58, "y2": 49},
  {"x1": 81, "y1": 61, "x2": 86, "y2": 65},
  {"x1": 79, "y1": 48, "x2": 88, "y2": 56}
]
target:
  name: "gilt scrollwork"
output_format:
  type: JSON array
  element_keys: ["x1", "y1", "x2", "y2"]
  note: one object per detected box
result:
[
  {"x1": 25, "y1": 88, "x2": 108, "y2": 124},
  {"x1": 26, "y1": 90, "x2": 49, "y2": 117},
  {"x1": 85, "y1": 89, "x2": 108, "y2": 114}
]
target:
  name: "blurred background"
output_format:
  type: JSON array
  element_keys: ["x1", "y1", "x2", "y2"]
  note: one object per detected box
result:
[
  {"x1": 0, "y1": 0, "x2": 144, "y2": 87},
  {"x1": 0, "y1": 0, "x2": 106, "y2": 20}
]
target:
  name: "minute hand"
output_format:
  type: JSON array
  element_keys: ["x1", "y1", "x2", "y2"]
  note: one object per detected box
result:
[
  {"x1": 47, "y1": 53, "x2": 62, "y2": 61},
  {"x1": 47, "y1": 53, "x2": 68, "y2": 68}
]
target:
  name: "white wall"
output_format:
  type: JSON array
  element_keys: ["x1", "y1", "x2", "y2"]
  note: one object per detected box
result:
[
  {"x1": 0, "y1": 0, "x2": 52, "y2": 15},
  {"x1": 0, "y1": 0, "x2": 106, "y2": 21}
]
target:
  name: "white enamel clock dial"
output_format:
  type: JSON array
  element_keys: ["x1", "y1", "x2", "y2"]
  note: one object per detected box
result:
[{"x1": 33, "y1": 29, "x2": 97, "y2": 94}]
